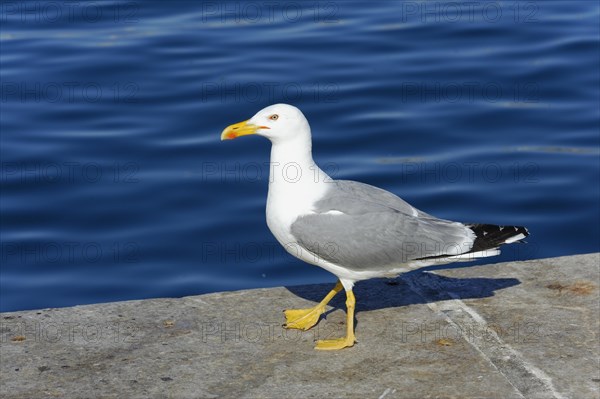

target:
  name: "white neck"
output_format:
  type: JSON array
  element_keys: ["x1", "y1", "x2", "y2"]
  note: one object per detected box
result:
[{"x1": 266, "y1": 136, "x2": 329, "y2": 217}]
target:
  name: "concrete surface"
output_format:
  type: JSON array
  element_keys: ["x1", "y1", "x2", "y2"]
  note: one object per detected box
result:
[{"x1": 1, "y1": 253, "x2": 599, "y2": 399}]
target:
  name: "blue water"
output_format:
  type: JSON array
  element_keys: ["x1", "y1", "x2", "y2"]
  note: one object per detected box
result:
[{"x1": 1, "y1": 1, "x2": 599, "y2": 312}]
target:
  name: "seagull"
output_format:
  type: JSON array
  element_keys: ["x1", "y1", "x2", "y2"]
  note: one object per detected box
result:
[{"x1": 221, "y1": 104, "x2": 528, "y2": 350}]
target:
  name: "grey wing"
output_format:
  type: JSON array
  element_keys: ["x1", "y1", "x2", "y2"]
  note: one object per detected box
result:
[
  {"x1": 315, "y1": 180, "x2": 434, "y2": 217},
  {"x1": 290, "y1": 180, "x2": 475, "y2": 271}
]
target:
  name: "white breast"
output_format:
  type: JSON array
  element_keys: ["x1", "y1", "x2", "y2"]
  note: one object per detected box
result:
[
  {"x1": 266, "y1": 174, "x2": 326, "y2": 247},
  {"x1": 265, "y1": 150, "x2": 330, "y2": 256}
]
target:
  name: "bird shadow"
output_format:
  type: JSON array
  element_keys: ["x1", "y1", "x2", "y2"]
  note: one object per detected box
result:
[{"x1": 284, "y1": 267, "x2": 521, "y2": 315}]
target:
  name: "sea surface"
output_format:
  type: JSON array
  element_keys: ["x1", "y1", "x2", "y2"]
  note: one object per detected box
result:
[{"x1": 1, "y1": 1, "x2": 599, "y2": 311}]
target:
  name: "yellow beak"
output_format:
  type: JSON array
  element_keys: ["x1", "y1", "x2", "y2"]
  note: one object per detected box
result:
[{"x1": 221, "y1": 120, "x2": 260, "y2": 141}]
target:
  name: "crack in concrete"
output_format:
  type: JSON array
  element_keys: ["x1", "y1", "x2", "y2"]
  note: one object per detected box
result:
[{"x1": 402, "y1": 273, "x2": 566, "y2": 399}]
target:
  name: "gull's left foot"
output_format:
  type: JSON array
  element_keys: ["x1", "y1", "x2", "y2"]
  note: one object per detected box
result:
[
  {"x1": 314, "y1": 335, "x2": 356, "y2": 351},
  {"x1": 283, "y1": 281, "x2": 343, "y2": 331},
  {"x1": 283, "y1": 306, "x2": 323, "y2": 330}
]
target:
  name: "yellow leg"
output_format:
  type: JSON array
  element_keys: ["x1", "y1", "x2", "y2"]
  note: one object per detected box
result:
[
  {"x1": 314, "y1": 289, "x2": 356, "y2": 350},
  {"x1": 283, "y1": 281, "x2": 343, "y2": 330}
]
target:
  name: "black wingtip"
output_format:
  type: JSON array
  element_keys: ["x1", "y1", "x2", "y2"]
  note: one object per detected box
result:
[
  {"x1": 413, "y1": 224, "x2": 529, "y2": 261},
  {"x1": 466, "y1": 224, "x2": 529, "y2": 253}
]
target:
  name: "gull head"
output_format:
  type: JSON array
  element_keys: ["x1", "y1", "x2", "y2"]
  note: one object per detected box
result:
[{"x1": 221, "y1": 103, "x2": 310, "y2": 144}]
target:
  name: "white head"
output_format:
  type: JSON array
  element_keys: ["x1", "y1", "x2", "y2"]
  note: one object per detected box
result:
[{"x1": 221, "y1": 104, "x2": 311, "y2": 145}]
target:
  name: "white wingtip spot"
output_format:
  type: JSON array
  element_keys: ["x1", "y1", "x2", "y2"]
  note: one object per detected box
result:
[
  {"x1": 323, "y1": 210, "x2": 344, "y2": 216},
  {"x1": 504, "y1": 233, "x2": 526, "y2": 244}
]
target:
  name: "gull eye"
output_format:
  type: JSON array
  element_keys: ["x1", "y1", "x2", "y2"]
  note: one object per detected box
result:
[{"x1": 269, "y1": 114, "x2": 279, "y2": 121}]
